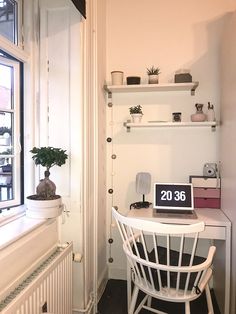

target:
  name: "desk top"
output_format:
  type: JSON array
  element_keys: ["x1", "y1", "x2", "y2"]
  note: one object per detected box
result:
[{"x1": 127, "y1": 208, "x2": 231, "y2": 227}]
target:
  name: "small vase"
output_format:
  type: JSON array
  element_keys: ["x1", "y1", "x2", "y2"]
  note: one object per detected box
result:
[
  {"x1": 207, "y1": 102, "x2": 216, "y2": 122},
  {"x1": 191, "y1": 103, "x2": 206, "y2": 122},
  {"x1": 148, "y1": 74, "x2": 159, "y2": 84},
  {"x1": 131, "y1": 114, "x2": 143, "y2": 123}
]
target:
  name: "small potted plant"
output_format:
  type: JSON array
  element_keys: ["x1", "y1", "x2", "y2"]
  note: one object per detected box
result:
[
  {"x1": 147, "y1": 66, "x2": 161, "y2": 84},
  {"x1": 26, "y1": 146, "x2": 68, "y2": 218},
  {"x1": 129, "y1": 105, "x2": 143, "y2": 123}
]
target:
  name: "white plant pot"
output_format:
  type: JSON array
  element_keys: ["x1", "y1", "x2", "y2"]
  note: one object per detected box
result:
[
  {"x1": 148, "y1": 74, "x2": 159, "y2": 84},
  {"x1": 131, "y1": 114, "x2": 143, "y2": 123},
  {"x1": 26, "y1": 197, "x2": 63, "y2": 219}
]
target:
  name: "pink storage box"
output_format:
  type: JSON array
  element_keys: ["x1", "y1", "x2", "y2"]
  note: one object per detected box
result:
[
  {"x1": 194, "y1": 197, "x2": 221, "y2": 209},
  {"x1": 193, "y1": 188, "x2": 220, "y2": 198}
]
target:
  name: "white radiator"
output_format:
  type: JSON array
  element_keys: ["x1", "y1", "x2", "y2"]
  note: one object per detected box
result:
[{"x1": 0, "y1": 243, "x2": 73, "y2": 314}]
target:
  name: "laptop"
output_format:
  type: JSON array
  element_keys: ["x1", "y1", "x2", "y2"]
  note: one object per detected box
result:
[{"x1": 153, "y1": 182, "x2": 197, "y2": 219}]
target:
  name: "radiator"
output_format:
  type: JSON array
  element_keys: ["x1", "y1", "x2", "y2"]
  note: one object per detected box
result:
[{"x1": 0, "y1": 243, "x2": 73, "y2": 314}]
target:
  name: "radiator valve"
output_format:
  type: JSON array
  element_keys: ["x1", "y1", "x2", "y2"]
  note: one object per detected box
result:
[{"x1": 73, "y1": 252, "x2": 83, "y2": 262}]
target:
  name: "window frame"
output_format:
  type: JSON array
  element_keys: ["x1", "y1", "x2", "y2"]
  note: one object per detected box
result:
[
  {"x1": 0, "y1": 54, "x2": 23, "y2": 209},
  {"x1": 0, "y1": 0, "x2": 26, "y2": 214}
]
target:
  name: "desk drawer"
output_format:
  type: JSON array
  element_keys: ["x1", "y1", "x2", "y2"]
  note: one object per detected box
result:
[
  {"x1": 200, "y1": 226, "x2": 226, "y2": 240},
  {"x1": 190, "y1": 176, "x2": 220, "y2": 188},
  {"x1": 194, "y1": 197, "x2": 221, "y2": 209},
  {"x1": 193, "y1": 188, "x2": 220, "y2": 198}
]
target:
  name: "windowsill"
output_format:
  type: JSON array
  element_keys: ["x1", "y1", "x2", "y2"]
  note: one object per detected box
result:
[
  {"x1": 0, "y1": 205, "x2": 26, "y2": 226},
  {"x1": 0, "y1": 205, "x2": 47, "y2": 250}
]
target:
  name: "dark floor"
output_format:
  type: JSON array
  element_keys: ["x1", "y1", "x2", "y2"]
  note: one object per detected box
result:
[{"x1": 98, "y1": 279, "x2": 221, "y2": 314}]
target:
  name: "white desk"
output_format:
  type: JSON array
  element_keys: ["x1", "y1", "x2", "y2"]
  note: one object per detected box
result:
[{"x1": 127, "y1": 208, "x2": 231, "y2": 314}]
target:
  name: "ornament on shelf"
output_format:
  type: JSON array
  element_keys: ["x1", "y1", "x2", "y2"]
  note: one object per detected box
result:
[
  {"x1": 191, "y1": 103, "x2": 207, "y2": 122},
  {"x1": 207, "y1": 102, "x2": 216, "y2": 122}
]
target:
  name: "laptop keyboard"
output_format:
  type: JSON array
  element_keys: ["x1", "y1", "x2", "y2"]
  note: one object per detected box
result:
[{"x1": 155, "y1": 209, "x2": 194, "y2": 215}]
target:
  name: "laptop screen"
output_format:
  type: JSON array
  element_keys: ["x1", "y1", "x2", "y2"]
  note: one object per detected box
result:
[{"x1": 153, "y1": 183, "x2": 194, "y2": 211}]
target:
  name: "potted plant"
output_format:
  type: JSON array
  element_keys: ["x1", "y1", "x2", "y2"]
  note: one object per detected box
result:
[
  {"x1": 129, "y1": 105, "x2": 143, "y2": 123},
  {"x1": 26, "y1": 146, "x2": 68, "y2": 218},
  {"x1": 147, "y1": 66, "x2": 161, "y2": 84}
]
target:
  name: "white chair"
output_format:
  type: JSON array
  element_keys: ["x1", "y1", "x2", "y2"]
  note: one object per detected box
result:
[{"x1": 112, "y1": 207, "x2": 216, "y2": 314}]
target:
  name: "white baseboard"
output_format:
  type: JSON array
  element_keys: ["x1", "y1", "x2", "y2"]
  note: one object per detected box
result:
[{"x1": 97, "y1": 266, "x2": 108, "y2": 301}]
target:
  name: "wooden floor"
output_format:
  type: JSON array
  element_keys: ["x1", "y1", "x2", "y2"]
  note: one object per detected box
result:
[{"x1": 98, "y1": 279, "x2": 221, "y2": 314}]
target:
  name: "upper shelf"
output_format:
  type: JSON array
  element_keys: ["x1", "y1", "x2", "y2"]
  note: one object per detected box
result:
[
  {"x1": 124, "y1": 121, "x2": 217, "y2": 132},
  {"x1": 104, "y1": 82, "x2": 199, "y2": 95}
]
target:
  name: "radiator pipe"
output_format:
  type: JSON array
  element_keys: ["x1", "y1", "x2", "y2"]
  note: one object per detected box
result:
[{"x1": 72, "y1": 293, "x2": 94, "y2": 313}]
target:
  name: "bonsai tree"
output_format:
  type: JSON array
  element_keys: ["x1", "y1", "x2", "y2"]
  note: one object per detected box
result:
[
  {"x1": 129, "y1": 105, "x2": 143, "y2": 115},
  {"x1": 28, "y1": 146, "x2": 68, "y2": 200},
  {"x1": 146, "y1": 66, "x2": 161, "y2": 76}
]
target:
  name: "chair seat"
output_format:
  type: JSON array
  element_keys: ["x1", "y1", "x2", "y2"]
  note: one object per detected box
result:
[{"x1": 135, "y1": 277, "x2": 202, "y2": 303}]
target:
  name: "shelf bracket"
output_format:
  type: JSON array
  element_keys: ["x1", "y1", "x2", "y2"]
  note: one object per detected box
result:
[
  {"x1": 123, "y1": 121, "x2": 131, "y2": 132},
  {"x1": 211, "y1": 125, "x2": 216, "y2": 132},
  {"x1": 104, "y1": 85, "x2": 112, "y2": 98},
  {"x1": 191, "y1": 82, "x2": 199, "y2": 96}
]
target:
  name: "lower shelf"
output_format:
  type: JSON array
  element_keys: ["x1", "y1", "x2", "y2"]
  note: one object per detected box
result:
[{"x1": 123, "y1": 121, "x2": 217, "y2": 132}]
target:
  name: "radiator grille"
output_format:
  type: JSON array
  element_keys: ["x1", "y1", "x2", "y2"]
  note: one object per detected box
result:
[{"x1": 0, "y1": 243, "x2": 73, "y2": 314}]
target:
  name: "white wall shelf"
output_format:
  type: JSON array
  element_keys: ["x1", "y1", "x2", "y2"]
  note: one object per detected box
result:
[
  {"x1": 104, "y1": 82, "x2": 199, "y2": 96},
  {"x1": 123, "y1": 121, "x2": 217, "y2": 132}
]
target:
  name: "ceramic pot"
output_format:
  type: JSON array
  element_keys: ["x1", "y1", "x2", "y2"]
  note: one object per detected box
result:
[
  {"x1": 131, "y1": 114, "x2": 143, "y2": 123},
  {"x1": 148, "y1": 74, "x2": 159, "y2": 84},
  {"x1": 191, "y1": 113, "x2": 207, "y2": 122},
  {"x1": 111, "y1": 71, "x2": 124, "y2": 85},
  {"x1": 26, "y1": 197, "x2": 63, "y2": 218}
]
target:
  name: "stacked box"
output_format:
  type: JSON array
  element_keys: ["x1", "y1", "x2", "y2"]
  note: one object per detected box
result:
[{"x1": 190, "y1": 176, "x2": 221, "y2": 209}]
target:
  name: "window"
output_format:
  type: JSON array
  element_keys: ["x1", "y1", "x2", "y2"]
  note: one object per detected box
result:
[
  {"x1": 0, "y1": 0, "x2": 23, "y2": 213},
  {"x1": 0, "y1": 0, "x2": 18, "y2": 44},
  {"x1": 0, "y1": 53, "x2": 22, "y2": 209}
]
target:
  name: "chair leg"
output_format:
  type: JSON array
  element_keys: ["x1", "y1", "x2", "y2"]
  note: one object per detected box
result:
[
  {"x1": 147, "y1": 296, "x2": 152, "y2": 307},
  {"x1": 185, "y1": 301, "x2": 190, "y2": 314},
  {"x1": 205, "y1": 284, "x2": 214, "y2": 314},
  {"x1": 129, "y1": 285, "x2": 139, "y2": 314}
]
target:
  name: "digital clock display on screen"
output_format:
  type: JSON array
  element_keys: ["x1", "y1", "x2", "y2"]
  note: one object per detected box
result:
[{"x1": 154, "y1": 183, "x2": 193, "y2": 210}]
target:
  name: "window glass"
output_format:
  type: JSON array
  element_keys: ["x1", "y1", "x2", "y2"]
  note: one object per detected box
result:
[
  {"x1": 0, "y1": 55, "x2": 21, "y2": 207},
  {"x1": 0, "y1": 0, "x2": 18, "y2": 44},
  {"x1": 0, "y1": 62, "x2": 12, "y2": 109}
]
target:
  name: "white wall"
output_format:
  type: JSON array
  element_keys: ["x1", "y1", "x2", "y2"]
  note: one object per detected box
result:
[
  {"x1": 220, "y1": 10, "x2": 236, "y2": 314},
  {"x1": 29, "y1": 0, "x2": 107, "y2": 312},
  {"x1": 96, "y1": 0, "x2": 108, "y2": 298},
  {"x1": 106, "y1": 0, "x2": 234, "y2": 280},
  {"x1": 38, "y1": 1, "x2": 85, "y2": 309}
]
